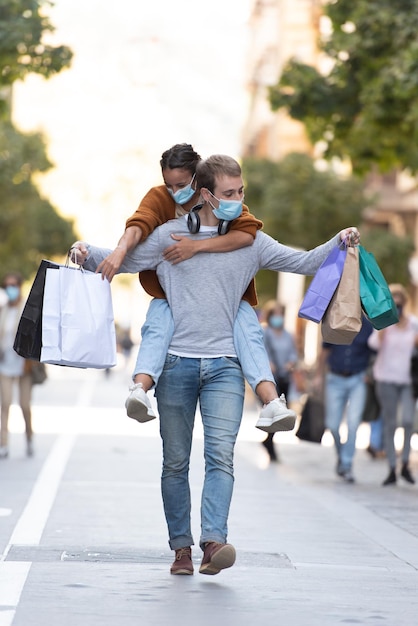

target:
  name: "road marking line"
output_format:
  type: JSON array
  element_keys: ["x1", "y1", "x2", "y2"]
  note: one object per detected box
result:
[
  {"x1": 0, "y1": 432, "x2": 75, "y2": 625},
  {"x1": 3, "y1": 433, "x2": 75, "y2": 550}
]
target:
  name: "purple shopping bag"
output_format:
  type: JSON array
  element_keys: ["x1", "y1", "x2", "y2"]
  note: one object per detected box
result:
[{"x1": 298, "y1": 244, "x2": 347, "y2": 323}]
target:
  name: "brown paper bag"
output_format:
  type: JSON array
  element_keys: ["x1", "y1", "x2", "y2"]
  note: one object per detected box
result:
[{"x1": 321, "y1": 246, "x2": 362, "y2": 345}]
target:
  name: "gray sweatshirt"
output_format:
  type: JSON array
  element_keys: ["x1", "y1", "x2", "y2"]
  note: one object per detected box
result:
[{"x1": 84, "y1": 216, "x2": 341, "y2": 357}]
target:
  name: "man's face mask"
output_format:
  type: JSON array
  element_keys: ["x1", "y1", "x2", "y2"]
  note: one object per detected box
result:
[
  {"x1": 167, "y1": 174, "x2": 196, "y2": 205},
  {"x1": 207, "y1": 191, "x2": 243, "y2": 221}
]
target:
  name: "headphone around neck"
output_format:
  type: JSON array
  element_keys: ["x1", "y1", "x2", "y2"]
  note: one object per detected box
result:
[{"x1": 187, "y1": 204, "x2": 230, "y2": 236}]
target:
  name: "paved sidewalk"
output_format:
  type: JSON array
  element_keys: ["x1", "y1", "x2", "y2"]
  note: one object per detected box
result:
[{"x1": 1, "y1": 367, "x2": 418, "y2": 626}]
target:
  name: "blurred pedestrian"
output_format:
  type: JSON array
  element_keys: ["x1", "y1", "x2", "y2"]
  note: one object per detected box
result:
[
  {"x1": 0, "y1": 272, "x2": 34, "y2": 459},
  {"x1": 316, "y1": 316, "x2": 374, "y2": 483},
  {"x1": 368, "y1": 284, "x2": 418, "y2": 486},
  {"x1": 261, "y1": 301, "x2": 298, "y2": 461}
]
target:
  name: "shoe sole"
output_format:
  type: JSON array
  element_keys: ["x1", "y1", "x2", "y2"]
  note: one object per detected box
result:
[
  {"x1": 125, "y1": 400, "x2": 156, "y2": 423},
  {"x1": 256, "y1": 413, "x2": 296, "y2": 433},
  {"x1": 199, "y1": 544, "x2": 236, "y2": 575},
  {"x1": 170, "y1": 567, "x2": 194, "y2": 575}
]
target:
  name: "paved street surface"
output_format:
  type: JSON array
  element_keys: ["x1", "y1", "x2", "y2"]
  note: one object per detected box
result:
[{"x1": 1, "y1": 359, "x2": 418, "y2": 626}]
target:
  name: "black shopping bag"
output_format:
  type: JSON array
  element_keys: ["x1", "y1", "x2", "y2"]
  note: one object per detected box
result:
[
  {"x1": 411, "y1": 351, "x2": 418, "y2": 399},
  {"x1": 13, "y1": 260, "x2": 60, "y2": 360},
  {"x1": 296, "y1": 394, "x2": 325, "y2": 443}
]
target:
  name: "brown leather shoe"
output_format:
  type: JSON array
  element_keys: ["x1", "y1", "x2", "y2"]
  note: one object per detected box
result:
[
  {"x1": 170, "y1": 547, "x2": 193, "y2": 575},
  {"x1": 199, "y1": 542, "x2": 236, "y2": 575}
]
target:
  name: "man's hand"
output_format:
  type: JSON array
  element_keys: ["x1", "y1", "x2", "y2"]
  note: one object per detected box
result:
[
  {"x1": 69, "y1": 241, "x2": 89, "y2": 265},
  {"x1": 339, "y1": 227, "x2": 360, "y2": 246},
  {"x1": 96, "y1": 246, "x2": 127, "y2": 282},
  {"x1": 163, "y1": 235, "x2": 198, "y2": 264}
]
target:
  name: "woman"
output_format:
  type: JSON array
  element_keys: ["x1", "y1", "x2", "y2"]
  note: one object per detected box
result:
[
  {"x1": 368, "y1": 284, "x2": 418, "y2": 485},
  {"x1": 0, "y1": 272, "x2": 34, "y2": 458}
]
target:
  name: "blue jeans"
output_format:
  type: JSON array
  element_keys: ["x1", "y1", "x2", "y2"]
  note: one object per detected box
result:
[
  {"x1": 154, "y1": 354, "x2": 245, "y2": 550},
  {"x1": 369, "y1": 416, "x2": 384, "y2": 451},
  {"x1": 325, "y1": 371, "x2": 367, "y2": 471},
  {"x1": 133, "y1": 298, "x2": 274, "y2": 390}
]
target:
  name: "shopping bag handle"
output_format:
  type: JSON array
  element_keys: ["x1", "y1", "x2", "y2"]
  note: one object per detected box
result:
[{"x1": 66, "y1": 248, "x2": 85, "y2": 271}]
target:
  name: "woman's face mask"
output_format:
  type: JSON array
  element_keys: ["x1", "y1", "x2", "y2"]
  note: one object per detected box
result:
[{"x1": 167, "y1": 174, "x2": 196, "y2": 205}]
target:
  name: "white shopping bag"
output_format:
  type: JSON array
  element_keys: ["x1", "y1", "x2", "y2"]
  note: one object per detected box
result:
[{"x1": 41, "y1": 266, "x2": 117, "y2": 368}]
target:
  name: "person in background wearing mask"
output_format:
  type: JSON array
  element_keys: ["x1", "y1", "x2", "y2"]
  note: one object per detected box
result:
[
  {"x1": 315, "y1": 316, "x2": 374, "y2": 483},
  {"x1": 91, "y1": 143, "x2": 296, "y2": 434},
  {"x1": 260, "y1": 302, "x2": 298, "y2": 461},
  {"x1": 368, "y1": 284, "x2": 418, "y2": 486},
  {"x1": 0, "y1": 272, "x2": 34, "y2": 459}
]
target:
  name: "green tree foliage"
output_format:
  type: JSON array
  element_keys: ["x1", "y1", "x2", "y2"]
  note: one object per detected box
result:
[
  {"x1": 244, "y1": 153, "x2": 366, "y2": 249},
  {"x1": 268, "y1": 0, "x2": 418, "y2": 174},
  {"x1": 0, "y1": 1, "x2": 76, "y2": 279},
  {"x1": 0, "y1": 122, "x2": 77, "y2": 277},
  {"x1": 0, "y1": 0, "x2": 72, "y2": 115},
  {"x1": 360, "y1": 229, "x2": 414, "y2": 286},
  {"x1": 243, "y1": 153, "x2": 412, "y2": 301}
]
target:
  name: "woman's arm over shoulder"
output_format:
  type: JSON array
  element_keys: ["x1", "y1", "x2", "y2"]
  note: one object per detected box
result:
[
  {"x1": 125, "y1": 186, "x2": 175, "y2": 241},
  {"x1": 229, "y1": 203, "x2": 263, "y2": 239}
]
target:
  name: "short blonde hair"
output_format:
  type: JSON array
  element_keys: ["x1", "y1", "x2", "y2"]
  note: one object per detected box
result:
[{"x1": 196, "y1": 155, "x2": 241, "y2": 193}]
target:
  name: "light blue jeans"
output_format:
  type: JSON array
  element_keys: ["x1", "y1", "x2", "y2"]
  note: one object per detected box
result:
[
  {"x1": 154, "y1": 354, "x2": 245, "y2": 550},
  {"x1": 133, "y1": 298, "x2": 274, "y2": 390},
  {"x1": 325, "y1": 371, "x2": 367, "y2": 472}
]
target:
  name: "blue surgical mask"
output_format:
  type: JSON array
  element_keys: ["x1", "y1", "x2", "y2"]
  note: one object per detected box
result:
[
  {"x1": 167, "y1": 174, "x2": 196, "y2": 205},
  {"x1": 208, "y1": 191, "x2": 243, "y2": 221},
  {"x1": 269, "y1": 315, "x2": 284, "y2": 329},
  {"x1": 6, "y1": 285, "x2": 20, "y2": 302}
]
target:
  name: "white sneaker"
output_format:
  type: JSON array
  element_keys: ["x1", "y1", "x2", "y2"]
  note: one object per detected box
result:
[
  {"x1": 125, "y1": 383, "x2": 156, "y2": 423},
  {"x1": 256, "y1": 394, "x2": 297, "y2": 433}
]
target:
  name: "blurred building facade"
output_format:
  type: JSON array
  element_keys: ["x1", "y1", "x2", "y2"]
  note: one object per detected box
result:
[
  {"x1": 243, "y1": 0, "x2": 321, "y2": 160},
  {"x1": 242, "y1": 0, "x2": 324, "y2": 361}
]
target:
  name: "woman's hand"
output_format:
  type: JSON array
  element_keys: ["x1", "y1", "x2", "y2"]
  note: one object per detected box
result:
[
  {"x1": 96, "y1": 247, "x2": 126, "y2": 281},
  {"x1": 163, "y1": 235, "x2": 199, "y2": 264}
]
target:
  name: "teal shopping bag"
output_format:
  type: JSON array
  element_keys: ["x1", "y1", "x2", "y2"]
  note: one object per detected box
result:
[{"x1": 358, "y1": 246, "x2": 398, "y2": 330}]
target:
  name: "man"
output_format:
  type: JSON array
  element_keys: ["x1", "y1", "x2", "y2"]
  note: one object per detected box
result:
[
  {"x1": 316, "y1": 316, "x2": 374, "y2": 483},
  {"x1": 72, "y1": 154, "x2": 359, "y2": 575}
]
